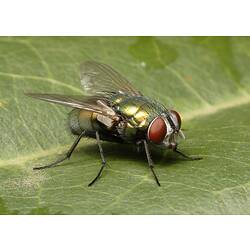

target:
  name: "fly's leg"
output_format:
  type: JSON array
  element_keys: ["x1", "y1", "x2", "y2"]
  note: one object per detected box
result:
[
  {"x1": 143, "y1": 140, "x2": 161, "y2": 186},
  {"x1": 136, "y1": 140, "x2": 143, "y2": 153},
  {"x1": 173, "y1": 147, "x2": 202, "y2": 161},
  {"x1": 88, "y1": 131, "x2": 107, "y2": 187},
  {"x1": 33, "y1": 131, "x2": 85, "y2": 170}
]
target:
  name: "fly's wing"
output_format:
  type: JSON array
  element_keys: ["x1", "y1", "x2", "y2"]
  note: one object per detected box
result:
[
  {"x1": 80, "y1": 61, "x2": 142, "y2": 96},
  {"x1": 27, "y1": 61, "x2": 141, "y2": 118},
  {"x1": 25, "y1": 93, "x2": 116, "y2": 117}
]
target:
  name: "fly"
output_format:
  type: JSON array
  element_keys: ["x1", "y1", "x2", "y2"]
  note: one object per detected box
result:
[{"x1": 26, "y1": 61, "x2": 201, "y2": 186}]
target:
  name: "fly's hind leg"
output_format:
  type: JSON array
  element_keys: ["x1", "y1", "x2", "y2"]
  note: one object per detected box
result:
[
  {"x1": 173, "y1": 146, "x2": 202, "y2": 161},
  {"x1": 88, "y1": 131, "x2": 107, "y2": 187},
  {"x1": 143, "y1": 140, "x2": 161, "y2": 186},
  {"x1": 33, "y1": 131, "x2": 85, "y2": 170}
]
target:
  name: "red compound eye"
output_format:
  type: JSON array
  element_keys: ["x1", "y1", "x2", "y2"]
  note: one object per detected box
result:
[
  {"x1": 147, "y1": 117, "x2": 167, "y2": 144},
  {"x1": 170, "y1": 110, "x2": 181, "y2": 130}
]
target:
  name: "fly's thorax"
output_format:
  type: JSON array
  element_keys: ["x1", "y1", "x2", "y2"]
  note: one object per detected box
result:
[
  {"x1": 110, "y1": 93, "x2": 129, "y2": 105},
  {"x1": 113, "y1": 96, "x2": 163, "y2": 141},
  {"x1": 114, "y1": 96, "x2": 157, "y2": 125}
]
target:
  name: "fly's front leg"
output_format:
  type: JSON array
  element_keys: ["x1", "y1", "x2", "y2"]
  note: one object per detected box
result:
[
  {"x1": 88, "y1": 131, "x2": 107, "y2": 187},
  {"x1": 143, "y1": 140, "x2": 161, "y2": 186},
  {"x1": 173, "y1": 146, "x2": 202, "y2": 161},
  {"x1": 33, "y1": 131, "x2": 85, "y2": 170}
]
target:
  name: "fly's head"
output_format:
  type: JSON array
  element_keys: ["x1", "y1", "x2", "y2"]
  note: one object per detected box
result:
[{"x1": 147, "y1": 110, "x2": 185, "y2": 149}]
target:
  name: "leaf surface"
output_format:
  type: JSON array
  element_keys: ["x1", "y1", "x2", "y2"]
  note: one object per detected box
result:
[{"x1": 1, "y1": 37, "x2": 250, "y2": 214}]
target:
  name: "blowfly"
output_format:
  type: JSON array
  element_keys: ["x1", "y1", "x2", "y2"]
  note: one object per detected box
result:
[{"x1": 26, "y1": 61, "x2": 201, "y2": 186}]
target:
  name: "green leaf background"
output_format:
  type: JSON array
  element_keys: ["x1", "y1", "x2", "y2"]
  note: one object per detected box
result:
[{"x1": 0, "y1": 37, "x2": 250, "y2": 214}]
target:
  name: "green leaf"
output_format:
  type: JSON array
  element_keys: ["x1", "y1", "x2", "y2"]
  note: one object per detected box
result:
[{"x1": 1, "y1": 37, "x2": 250, "y2": 214}]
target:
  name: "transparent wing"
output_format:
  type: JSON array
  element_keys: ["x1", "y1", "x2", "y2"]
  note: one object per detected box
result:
[
  {"x1": 80, "y1": 61, "x2": 142, "y2": 96},
  {"x1": 25, "y1": 93, "x2": 116, "y2": 116}
]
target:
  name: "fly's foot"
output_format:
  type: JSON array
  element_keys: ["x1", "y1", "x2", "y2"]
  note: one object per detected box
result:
[
  {"x1": 185, "y1": 156, "x2": 203, "y2": 161},
  {"x1": 174, "y1": 148, "x2": 202, "y2": 161},
  {"x1": 88, "y1": 161, "x2": 106, "y2": 187},
  {"x1": 33, "y1": 155, "x2": 68, "y2": 170}
]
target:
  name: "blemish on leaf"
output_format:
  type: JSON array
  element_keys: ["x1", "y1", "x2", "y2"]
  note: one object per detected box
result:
[
  {"x1": 129, "y1": 37, "x2": 178, "y2": 70},
  {"x1": 0, "y1": 100, "x2": 7, "y2": 109},
  {"x1": 2, "y1": 170, "x2": 50, "y2": 191},
  {"x1": 184, "y1": 75, "x2": 193, "y2": 82}
]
